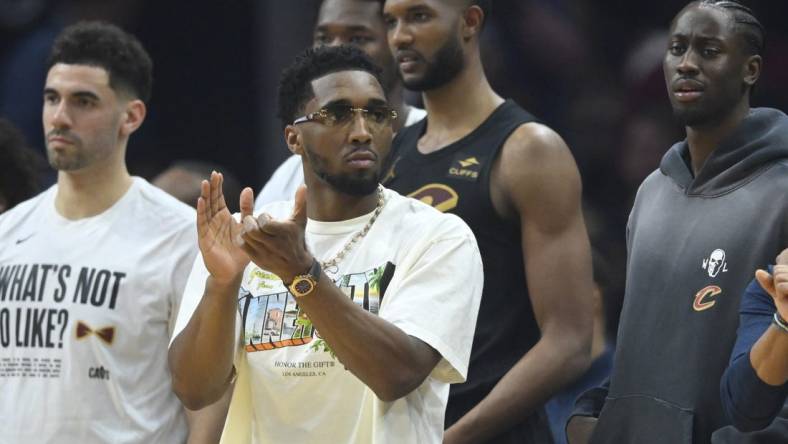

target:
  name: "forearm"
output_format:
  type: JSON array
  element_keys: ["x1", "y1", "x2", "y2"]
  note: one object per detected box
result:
[
  {"x1": 297, "y1": 271, "x2": 438, "y2": 401},
  {"x1": 185, "y1": 384, "x2": 232, "y2": 444},
  {"x1": 751, "y1": 323, "x2": 788, "y2": 385},
  {"x1": 169, "y1": 275, "x2": 241, "y2": 409},
  {"x1": 446, "y1": 331, "x2": 591, "y2": 443},
  {"x1": 449, "y1": 216, "x2": 594, "y2": 440}
]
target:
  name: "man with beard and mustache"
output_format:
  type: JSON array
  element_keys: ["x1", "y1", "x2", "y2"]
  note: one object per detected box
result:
[
  {"x1": 381, "y1": 1, "x2": 594, "y2": 443},
  {"x1": 254, "y1": 0, "x2": 426, "y2": 210},
  {"x1": 569, "y1": 2, "x2": 788, "y2": 443},
  {"x1": 0, "y1": 22, "x2": 198, "y2": 442},
  {"x1": 169, "y1": 45, "x2": 483, "y2": 443}
]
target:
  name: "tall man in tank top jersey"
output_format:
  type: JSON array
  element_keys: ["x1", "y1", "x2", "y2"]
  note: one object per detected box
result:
[
  {"x1": 255, "y1": 0, "x2": 426, "y2": 210},
  {"x1": 382, "y1": 1, "x2": 594, "y2": 443}
]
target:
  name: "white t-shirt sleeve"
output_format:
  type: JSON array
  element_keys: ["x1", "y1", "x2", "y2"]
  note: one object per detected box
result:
[
  {"x1": 255, "y1": 155, "x2": 304, "y2": 210},
  {"x1": 170, "y1": 253, "x2": 211, "y2": 345},
  {"x1": 379, "y1": 227, "x2": 483, "y2": 384},
  {"x1": 404, "y1": 106, "x2": 427, "y2": 127},
  {"x1": 167, "y1": 225, "x2": 199, "y2": 337}
]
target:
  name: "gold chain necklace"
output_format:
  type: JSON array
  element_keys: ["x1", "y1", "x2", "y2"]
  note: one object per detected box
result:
[{"x1": 320, "y1": 185, "x2": 386, "y2": 274}]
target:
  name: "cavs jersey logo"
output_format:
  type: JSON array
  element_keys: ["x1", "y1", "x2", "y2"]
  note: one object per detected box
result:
[
  {"x1": 408, "y1": 183, "x2": 459, "y2": 212},
  {"x1": 447, "y1": 154, "x2": 484, "y2": 181},
  {"x1": 693, "y1": 285, "x2": 722, "y2": 311},
  {"x1": 702, "y1": 249, "x2": 728, "y2": 278}
]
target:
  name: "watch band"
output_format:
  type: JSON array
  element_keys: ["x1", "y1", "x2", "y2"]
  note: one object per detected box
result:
[{"x1": 773, "y1": 312, "x2": 788, "y2": 334}]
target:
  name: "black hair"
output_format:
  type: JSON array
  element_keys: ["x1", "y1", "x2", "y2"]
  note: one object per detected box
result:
[
  {"x1": 47, "y1": 21, "x2": 153, "y2": 102},
  {"x1": 316, "y1": 0, "x2": 386, "y2": 29},
  {"x1": 320, "y1": 0, "x2": 384, "y2": 6},
  {"x1": 276, "y1": 45, "x2": 383, "y2": 128},
  {"x1": 699, "y1": 0, "x2": 765, "y2": 56},
  {"x1": 0, "y1": 119, "x2": 44, "y2": 211}
]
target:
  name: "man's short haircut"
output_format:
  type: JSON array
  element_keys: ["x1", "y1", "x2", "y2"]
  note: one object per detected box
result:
[
  {"x1": 698, "y1": 0, "x2": 765, "y2": 56},
  {"x1": 47, "y1": 21, "x2": 153, "y2": 102},
  {"x1": 319, "y1": 0, "x2": 384, "y2": 10},
  {"x1": 276, "y1": 45, "x2": 383, "y2": 128},
  {"x1": 0, "y1": 119, "x2": 43, "y2": 210},
  {"x1": 314, "y1": 0, "x2": 386, "y2": 37}
]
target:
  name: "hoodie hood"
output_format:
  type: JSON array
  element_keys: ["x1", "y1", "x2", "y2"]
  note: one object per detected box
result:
[{"x1": 659, "y1": 107, "x2": 788, "y2": 196}]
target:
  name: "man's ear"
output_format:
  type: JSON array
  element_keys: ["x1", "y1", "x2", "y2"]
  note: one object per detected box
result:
[
  {"x1": 120, "y1": 99, "x2": 146, "y2": 137},
  {"x1": 461, "y1": 5, "x2": 484, "y2": 40},
  {"x1": 743, "y1": 54, "x2": 762, "y2": 88},
  {"x1": 284, "y1": 125, "x2": 304, "y2": 156}
]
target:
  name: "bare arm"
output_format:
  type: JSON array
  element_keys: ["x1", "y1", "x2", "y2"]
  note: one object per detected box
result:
[
  {"x1": 184, "y1": 386, "x2": 232, "y2": 444},
  {"x1": 289, "y1": 269, "x2": 440, "y2": 401},
  {"x1": 238, "y1": 186, "x2": 443, "y2": 402},
  {"x1": 169, "y1": 172, "x2": 252, "y2": 409},
  {"x1": 445, "y1": 123, "x2": 594, "y2": 443}
]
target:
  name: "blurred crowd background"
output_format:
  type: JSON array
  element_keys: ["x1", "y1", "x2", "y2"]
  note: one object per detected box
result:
[{"x1": 2, "y1": 0, "x2": 787, "y2": 334}]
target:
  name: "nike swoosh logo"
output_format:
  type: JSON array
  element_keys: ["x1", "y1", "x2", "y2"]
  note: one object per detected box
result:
[{"x1": 15, "y1": 234, "x2": 35, "y2": 245}]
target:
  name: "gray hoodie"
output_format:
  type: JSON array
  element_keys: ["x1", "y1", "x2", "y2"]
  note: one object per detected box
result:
[{"x1": 589, "y1": 108, "x2": 788, "y2": 444}]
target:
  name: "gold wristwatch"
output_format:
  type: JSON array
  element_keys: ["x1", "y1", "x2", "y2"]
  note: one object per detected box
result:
[{"x1": 287, "y1": 259, "x2": 321, "y2": 298}]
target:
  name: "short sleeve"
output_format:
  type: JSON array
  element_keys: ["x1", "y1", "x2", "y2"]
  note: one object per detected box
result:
[
  {"x1": 378, "y1": 228, "x2": 483, "y2": 384},
  {"x1": 167, "y1": 224, "x2": 199, "y2": 337},
  {"x1": 170, "y1": 253, "x2": 211, "y2": 346}
]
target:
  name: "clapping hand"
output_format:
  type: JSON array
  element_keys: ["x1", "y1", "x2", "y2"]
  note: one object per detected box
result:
[
  {"x1": 755, "y1": 249, "x2": 788, "y2": 321},
  {"x1": 238, "y1": 185, "x2": 314, "y2": 284},
  {"x1": 196, "y1": 171, "x2": 253, "y2": 284}
]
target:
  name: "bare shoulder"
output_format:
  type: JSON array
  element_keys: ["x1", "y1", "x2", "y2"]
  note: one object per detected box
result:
[
  {"x1": 499, "y1": 122, "x2": 574, "y2": 170},
  {"x1": 494, "y1": 122, "x2": 582, "y2": 223}
]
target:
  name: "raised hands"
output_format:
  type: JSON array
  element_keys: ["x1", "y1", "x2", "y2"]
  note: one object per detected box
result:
[
  {"x1": 196, "y1": 171, "x2": 253, "y2": 283},
  {"x1": 239, "y1": 185, "x2": 313, "y2": 284},
  {"x1": 755, "y1": 249, "x2": 788, "y2": 320}
]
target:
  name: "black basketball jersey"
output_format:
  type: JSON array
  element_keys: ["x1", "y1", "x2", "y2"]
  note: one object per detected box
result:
[{"x1": 384, "y1": 100, "x2": 552, "y2": 443}]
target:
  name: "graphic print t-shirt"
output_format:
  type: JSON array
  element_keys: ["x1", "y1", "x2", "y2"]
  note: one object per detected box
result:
[
  {"x1": 174, "y1": 188, "x2": 483, "y2": 444},
  {"x1": 0, "y1": 178, "x2": 197, "y2": 444}
]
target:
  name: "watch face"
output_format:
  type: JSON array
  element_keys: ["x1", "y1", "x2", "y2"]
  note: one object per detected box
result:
[{"x1": 293, "y1": 278, "x2": 314, "y2": 296}]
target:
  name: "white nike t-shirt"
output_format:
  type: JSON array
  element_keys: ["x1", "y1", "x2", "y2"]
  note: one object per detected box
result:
[
  {"x1": 174, "y1": 187, "x2": 482, "y2": 443},
  {"x1": 0, "y1": 178, "x2": 198, "y2": 444}
]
